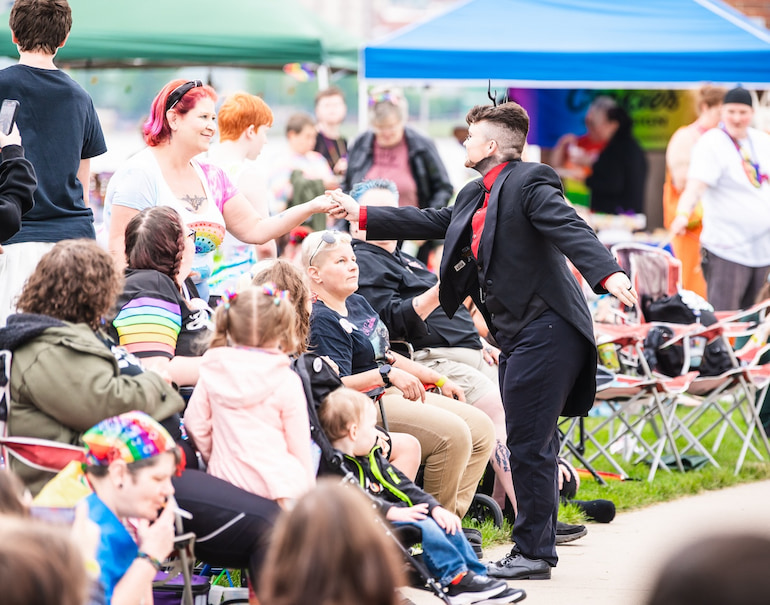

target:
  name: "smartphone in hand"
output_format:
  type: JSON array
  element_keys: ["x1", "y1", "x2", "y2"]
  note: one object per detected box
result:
[{"x1": 0, "y1": 99, "x2": 20, "y2": 136}]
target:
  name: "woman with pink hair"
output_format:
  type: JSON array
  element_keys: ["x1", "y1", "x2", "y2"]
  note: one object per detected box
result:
[{"x1": 104, "y1": 79, "x2": 338, "y2": 300}]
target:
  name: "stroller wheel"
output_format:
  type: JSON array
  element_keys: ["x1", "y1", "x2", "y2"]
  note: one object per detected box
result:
[{"x1": 464, "y1": 493, "x2": 504, "y2": 528}]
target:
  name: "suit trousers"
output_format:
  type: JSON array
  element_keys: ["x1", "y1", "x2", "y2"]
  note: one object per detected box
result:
[{"x1": 496, "y1": 310, "x2": 590, "y2": 566}]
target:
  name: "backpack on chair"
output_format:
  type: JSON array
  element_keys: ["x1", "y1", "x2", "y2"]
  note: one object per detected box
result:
[{"x1": 642, "y1": 291, "x2": 732, "y2": 377}]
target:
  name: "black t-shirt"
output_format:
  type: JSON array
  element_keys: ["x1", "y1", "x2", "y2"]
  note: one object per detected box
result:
[
  {"x1": 0, "y1": 64, "x2": 106, "y2": 244},
  {"x1": 308, "y1": 294, "x2": 390, "y2": 377}
]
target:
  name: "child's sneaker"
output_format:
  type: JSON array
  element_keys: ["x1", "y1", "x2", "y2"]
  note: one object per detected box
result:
[
  {"x1": 473, "y1": 586, "x2": 527, "y2": 604},
  {"x1": 445, "y1": 571, "x2": 507, "y2": 605}
]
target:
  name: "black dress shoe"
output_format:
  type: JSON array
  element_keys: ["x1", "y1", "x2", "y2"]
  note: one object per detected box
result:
[
  {"x1": 486, "y1": 551, "x2": 551, "y2": 580},
  {"x1": 555, "y1": 520, "x2": 587, "y2": 544}
]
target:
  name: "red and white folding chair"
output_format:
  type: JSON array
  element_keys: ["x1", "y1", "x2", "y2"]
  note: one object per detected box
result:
[
  {"x1": 661, "y1": 322, "x2": 770, "y2": 474},
  {"x1": 611, "y1": 242, "x2": 682, "y2": 325},
  {"x1": 583, "y1": 323, "x2": 714, "y2": 481},
  {"x1": 0, "y1": 435, "x2": 85, "y2": 474}
]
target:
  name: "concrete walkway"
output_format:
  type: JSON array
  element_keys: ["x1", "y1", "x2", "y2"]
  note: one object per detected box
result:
[{"x1": 404, "y1": 480, "x2": 770, "y2": 605}]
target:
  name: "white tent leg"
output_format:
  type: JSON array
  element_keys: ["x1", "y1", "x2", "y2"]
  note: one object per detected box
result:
[{"x1": 358, "y1": 78, "x2": 369, "y2": 133}]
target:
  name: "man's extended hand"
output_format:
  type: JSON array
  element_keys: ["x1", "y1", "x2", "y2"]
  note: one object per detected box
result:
[
  {"x1": 604, "y1": 271, "x2": 638, "y2": 307},
  {"x1": 326, "y1": 189, "x2": 360, "y2": 222}
]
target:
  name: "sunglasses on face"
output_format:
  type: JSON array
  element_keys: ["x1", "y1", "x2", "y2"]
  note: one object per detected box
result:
[{"x1": 166, "y1": 80, "x2": 204, "y2": 112}]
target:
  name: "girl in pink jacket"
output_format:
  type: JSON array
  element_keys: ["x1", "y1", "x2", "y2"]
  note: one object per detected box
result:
[{"x1": 184, "y1": 283, "x2": 315, "y2": 509}]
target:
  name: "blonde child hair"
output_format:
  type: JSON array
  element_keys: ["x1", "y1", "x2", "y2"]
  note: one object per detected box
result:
[
  {"x1": 251, "y1": 259, "x2": 312, "y2": 354},
  {"x1": 318, "y1": 387, "x2": 371, "y2": 443},
  {"x1": 211, "y1": 283, "x2": 299, "y2": 352}
]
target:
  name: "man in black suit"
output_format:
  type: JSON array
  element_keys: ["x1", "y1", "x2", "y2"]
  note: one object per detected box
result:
[{"x1": 330, "y1": 101, "x2": 637, "y2": 580}]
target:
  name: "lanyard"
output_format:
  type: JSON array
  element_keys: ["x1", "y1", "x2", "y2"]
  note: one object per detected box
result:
[{"x1": 721, "y1": 126, "x2": 769, "y2": 188}]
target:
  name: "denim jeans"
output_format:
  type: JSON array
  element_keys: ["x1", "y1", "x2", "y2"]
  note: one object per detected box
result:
[{"x1": 394, "y1": 517, "x2": 485, "y2": 586}]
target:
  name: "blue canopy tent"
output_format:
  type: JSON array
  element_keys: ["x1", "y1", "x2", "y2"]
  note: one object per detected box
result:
[
  {"x1": 358, "y1": 0, "x2": 770, "y2": 229},
  {"x1": 361, "y1": 0, "x2": 770, "y2": 88}
]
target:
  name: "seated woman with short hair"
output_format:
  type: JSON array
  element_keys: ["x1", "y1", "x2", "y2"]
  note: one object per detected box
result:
[{"x1": 302, "y1": 230, "x2": 495, "y2": 517}]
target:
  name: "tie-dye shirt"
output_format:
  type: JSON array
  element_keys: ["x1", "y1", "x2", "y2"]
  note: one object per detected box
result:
[
  {"x1": 109, "y1": 269, "x2": 211, "y2": 359},
  {"x1": 104, "y1": 148, "x2": 238, "y2": 297}
]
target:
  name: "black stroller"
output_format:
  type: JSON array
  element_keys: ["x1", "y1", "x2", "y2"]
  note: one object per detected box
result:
[{"x1": 292, "y1": 352, "x2": 452, "y2": 604}]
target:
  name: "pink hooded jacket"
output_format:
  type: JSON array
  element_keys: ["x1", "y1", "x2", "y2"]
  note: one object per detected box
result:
[{"x1": 184, "y1": 347, "x2": 315, "y2": 501}]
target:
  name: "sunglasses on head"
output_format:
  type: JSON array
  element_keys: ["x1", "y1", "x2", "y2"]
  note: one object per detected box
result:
[
  {"x1": 308, "y1": 231, "x2": 340, "y2": 266},
  {"x1": 166, "y1": 80, "x2": 203, "y2": 112}
]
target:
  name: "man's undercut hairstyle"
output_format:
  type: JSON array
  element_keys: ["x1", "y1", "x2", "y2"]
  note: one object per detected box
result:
[
  {"x1": 466, "y1": 102, "x2": 529, "y2": 159},
  {"x1": 10, "y1": 0, "x2": 72, "y2": 54}
]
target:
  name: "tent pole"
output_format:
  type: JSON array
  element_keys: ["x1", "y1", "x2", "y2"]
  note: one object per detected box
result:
[
  {"x1": 419, "y1": 85, "x2": 430, "y2": 133},
  {"x1": 317, "y1": 64, "x2": 330, "y2": 90},
  {"x1": 358, "y1": 78, "x2": 368, "y2": 133}
]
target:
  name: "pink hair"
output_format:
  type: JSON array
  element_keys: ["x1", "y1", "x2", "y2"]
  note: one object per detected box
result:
[{"x1": 142, "y1": 78, "x2": 218, "y2": 147}]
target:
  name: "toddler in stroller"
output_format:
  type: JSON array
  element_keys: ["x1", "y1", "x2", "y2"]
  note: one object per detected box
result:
[{"x1": 317, "y1": 386, "x2": 526, "y2": 605}]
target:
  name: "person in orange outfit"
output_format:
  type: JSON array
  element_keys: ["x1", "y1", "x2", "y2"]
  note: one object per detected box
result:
[{"x1": 663, "y1": 85, "x2": 726, "y2": 297}]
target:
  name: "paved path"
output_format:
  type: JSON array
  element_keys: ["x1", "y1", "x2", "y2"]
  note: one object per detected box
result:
[{"x1": 404, "y1": 480, "x2": 770, "y2": 605}]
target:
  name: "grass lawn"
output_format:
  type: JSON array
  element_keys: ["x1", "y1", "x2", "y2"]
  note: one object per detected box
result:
[{"x1": 468, "y1": 403, "x2": 770, "y2": 546}]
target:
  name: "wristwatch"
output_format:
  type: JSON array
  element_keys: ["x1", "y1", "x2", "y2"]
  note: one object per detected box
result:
[{"x1": 379, "y1": 363, "x2": 392, "y2": 387}]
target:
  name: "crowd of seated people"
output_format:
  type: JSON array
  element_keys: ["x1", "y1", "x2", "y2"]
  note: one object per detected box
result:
[
  {"x1": 0, "y1": 1, "x2": 677, "y2": 602},
  {"x1": 3, "y1": 71, "x2": 701, "y2": 605}
]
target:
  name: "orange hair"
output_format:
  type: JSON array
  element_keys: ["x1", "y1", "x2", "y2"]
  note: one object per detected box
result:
[{"x1": 218, "y1": 92, "x2": 274, "y2": 142}]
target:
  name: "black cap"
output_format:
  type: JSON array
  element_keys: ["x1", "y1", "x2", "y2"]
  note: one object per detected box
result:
[{"x1": 723, "y1": 87, "x2": 753, "y2": 107}]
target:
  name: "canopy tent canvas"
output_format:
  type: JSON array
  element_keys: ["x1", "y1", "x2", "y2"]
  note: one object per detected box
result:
[
  {"x1": 0, "y1": 0, "x2": 358, "y2": 71},
  {"x1": 361, "y1": 0, "x2": 770, "y2": 89}
]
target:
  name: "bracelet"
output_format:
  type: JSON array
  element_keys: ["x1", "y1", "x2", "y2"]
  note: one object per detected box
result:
[
  {"x1": 434, "y1": 375, "x2": 447, "y2": 388},
  {"x1": 136, "y1": 551, "x2": 162, "y2": 571}
]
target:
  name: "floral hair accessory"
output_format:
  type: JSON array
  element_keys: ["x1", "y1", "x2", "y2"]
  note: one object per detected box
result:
[
  {"x1": 260, "y1": 282, "x2": 290, "y2": 306},
  {"x1": 368, "y1": 89, "x2": 402, "y2": 108},
  {"x1": 82, "y1": 411, "x2": 184, "y2": 475},
  {"x1": 221, "y1": 290, "x2": 238, "y2": 310}
]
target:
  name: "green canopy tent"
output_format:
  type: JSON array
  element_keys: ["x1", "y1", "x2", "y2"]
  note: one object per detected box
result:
[{"x1": 0, "y1": 0, "x2": 358, "y2": 71}]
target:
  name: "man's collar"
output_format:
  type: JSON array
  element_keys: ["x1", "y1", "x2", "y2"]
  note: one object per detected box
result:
[{"x1": 482, "y1": 162, "x2": 509, "y2": 192}]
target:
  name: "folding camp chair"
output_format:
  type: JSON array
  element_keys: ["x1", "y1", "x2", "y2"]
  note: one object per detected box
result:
[
  {"x1": 583, "y1": 323, "x2": 717, "y2": 481},
  {"x1": 611, "y1": 242, "x2": 682, "y2": 324},
  {"x1": 578, "y1": 324, "x2": 670, "y2": 480},
  {"x1": 667, "y1": 323, "x2": 770, "y2": 474}
]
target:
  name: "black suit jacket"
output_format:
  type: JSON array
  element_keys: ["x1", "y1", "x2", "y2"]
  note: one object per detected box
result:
[{"x1": 365, "y1": 160, "x2": 624, "y2": 416}]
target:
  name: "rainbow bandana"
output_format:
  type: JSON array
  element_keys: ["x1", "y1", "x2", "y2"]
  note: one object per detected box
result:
[{"x1": 82, "y1": 411, "x2": 184, "y2": 474}]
